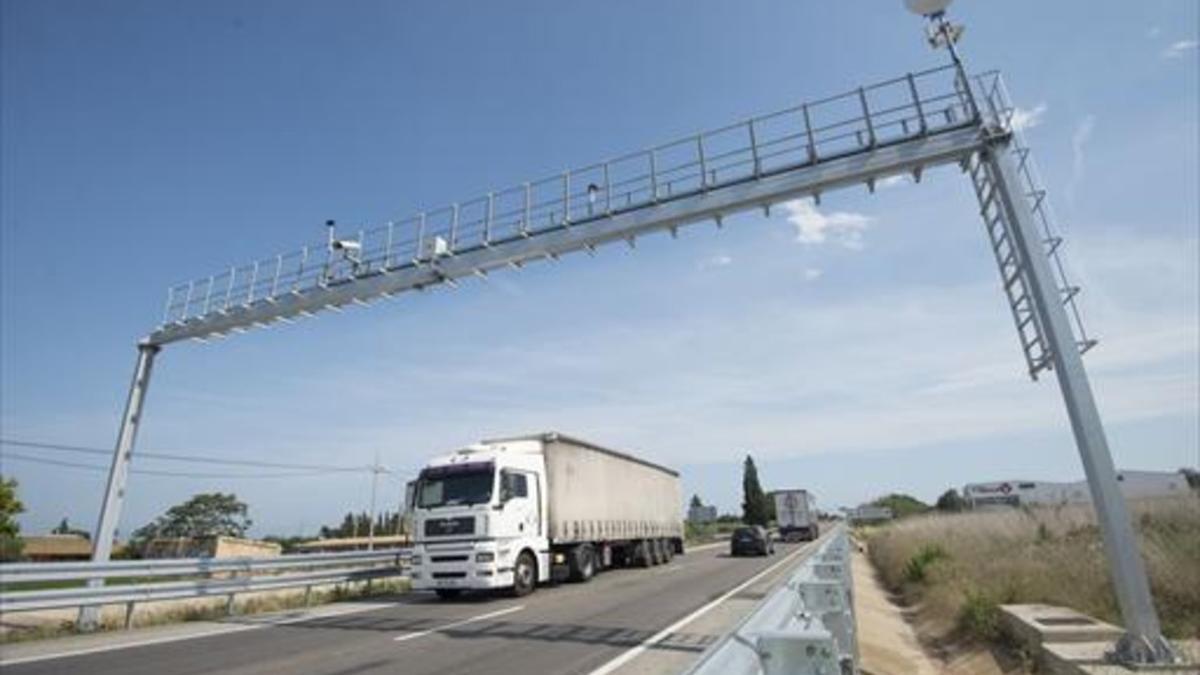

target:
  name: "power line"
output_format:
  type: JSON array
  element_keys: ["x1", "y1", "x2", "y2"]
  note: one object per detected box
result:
[
  {"x1": 1, "y1": 451, "x2": 343, "y2": 480},
  {"x1": 0, "y1": 438, "x2": 369, "y2": 473}
]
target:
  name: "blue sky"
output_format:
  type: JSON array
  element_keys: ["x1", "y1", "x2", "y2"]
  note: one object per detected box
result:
[{"x1": 2, "y1": 1, "x2": 1197, "y2": 537}]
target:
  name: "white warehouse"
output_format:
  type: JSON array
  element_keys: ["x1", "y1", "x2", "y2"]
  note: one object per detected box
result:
[{"x1": 963, "y1": 470, "x2": 1192, "y2": 509}]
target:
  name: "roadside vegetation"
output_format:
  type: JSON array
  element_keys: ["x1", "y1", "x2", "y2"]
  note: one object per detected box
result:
[{"x1": 864, "y1": 496, "x2": 1200, "y2": 645}]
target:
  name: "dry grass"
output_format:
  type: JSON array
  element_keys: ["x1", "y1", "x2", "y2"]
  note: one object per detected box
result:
[{"x1": 864, "y1": 496, "x2": 1200, "y2": 644}]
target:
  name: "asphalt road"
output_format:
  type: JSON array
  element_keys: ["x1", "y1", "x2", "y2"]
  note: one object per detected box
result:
[{"x1": 2, "y1": 540, "x2": 819, "y2": 675}]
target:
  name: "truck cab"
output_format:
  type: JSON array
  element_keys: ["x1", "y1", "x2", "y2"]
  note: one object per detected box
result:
[{"x1": 408, "y1": 440, "x2": 549, "y2": 598}]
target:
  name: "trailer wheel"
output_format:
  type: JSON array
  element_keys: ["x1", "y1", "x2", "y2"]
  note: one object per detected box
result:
[
  {"x1": 512, "y1": 551, "x2": 537, "y2": 597},
  {"x1": 661, "y1": 539, "x2": 673, "y2": 563},
  {"x1": 568, "y1": 545, "x2": 596, "y2": 582},
  {"x1": 650, "y1": 539, "x2": 664, "y2": 566},
  {"x1": 635, "y1": 540, "x2": 652, "y2": 567}
]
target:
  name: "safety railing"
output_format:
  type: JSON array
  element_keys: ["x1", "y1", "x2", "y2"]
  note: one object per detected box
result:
[
  {"x1": 0, "y1": 548, "x2": 409, "y2": 625},
  {"x1": 160, "y1": 64, "x2": 990, "y2": 328},
  {"x1": 686, "y1": 525, "x2": 857, "y2": 675}
]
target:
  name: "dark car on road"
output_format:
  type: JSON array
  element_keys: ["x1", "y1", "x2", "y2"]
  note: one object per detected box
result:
[{"x1": 730, "y1": 526, "x2": 775, "y2": 557}]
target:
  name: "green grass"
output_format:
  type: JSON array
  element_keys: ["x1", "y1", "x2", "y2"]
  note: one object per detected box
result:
[{"x1": 865, "y1": 496, "x2": 1200, "y2": 642}]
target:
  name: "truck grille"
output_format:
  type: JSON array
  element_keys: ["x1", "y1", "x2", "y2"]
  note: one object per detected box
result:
[
  {"x1": 432, "y1": 572, "x2": 467, "y2": 579},
  {"x1": 431, "y1": 555, "x2": 469, "y2": 563},
  {"x1": 424, "y1": 517, "x2": 475, "y2": 537}
]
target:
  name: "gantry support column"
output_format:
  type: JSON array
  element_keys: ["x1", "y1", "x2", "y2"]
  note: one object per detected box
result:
[
  {"x1": 985, "y1": 140, "x2": 1176, "y2": 664},
  {"x1": 78, "y1": 341, "x2": 160, "y2": 630}
]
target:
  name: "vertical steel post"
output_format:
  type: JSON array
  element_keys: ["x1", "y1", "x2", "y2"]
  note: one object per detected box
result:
[
  {"x1": 801, "y1": 104, "x2": 817, "y2": 163},
  {"x1": 986, "y1": 142, "x2": 1175, "y2": 665},
  {"x1": 78, "y1": 342, "x2": 160, "y2": 630},
  {"x1": 748, "y1": 120, "x2": 761, "y2": 177},
  {"x1": 562, "y1": 172, "x2": 571, "y2": 225},
  {"x1": 906, "y1": 73, "x2": 927, "y2": 134},
  {"x1": 522, "y1": 185, "x2": 531, "y2": 235}
]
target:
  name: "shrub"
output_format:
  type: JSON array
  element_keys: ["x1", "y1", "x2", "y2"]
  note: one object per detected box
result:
[
  {"x1": 959, "y1": 590, "x2": 1002, "y2": 641},
  {"x1": 903, "y1": 544, "x2": 949, "y2": 584}
]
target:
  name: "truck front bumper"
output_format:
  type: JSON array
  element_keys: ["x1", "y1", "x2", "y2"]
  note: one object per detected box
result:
[{"x1": 409, "y1": 541, "x2": 515, "y2": 591}]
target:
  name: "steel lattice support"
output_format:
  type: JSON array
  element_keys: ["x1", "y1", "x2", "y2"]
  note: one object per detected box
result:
[{"x1": 983, "y1": 140, "x2": 1176, "y2": 664}]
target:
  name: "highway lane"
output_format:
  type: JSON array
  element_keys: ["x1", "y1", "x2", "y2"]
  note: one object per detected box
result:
[{"x1": 3, "y1": 539, "x2": 820, "y2": 675}]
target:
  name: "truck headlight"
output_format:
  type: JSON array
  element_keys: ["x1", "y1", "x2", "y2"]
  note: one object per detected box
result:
[{"x1": 476, "y1": 552, "x2": 495, "y2": 563}]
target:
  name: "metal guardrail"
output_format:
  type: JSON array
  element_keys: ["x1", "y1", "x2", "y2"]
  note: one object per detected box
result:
[
  {"x1": 687, "y1": 525, "x2": 857, "y2": 675},
  {"x1": 0, "y1": 549, "x2": 409, "y2": 619}
]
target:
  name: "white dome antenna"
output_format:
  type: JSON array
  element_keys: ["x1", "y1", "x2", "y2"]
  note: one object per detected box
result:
[{"x1": 904, "y1": 0, "x2": 954, "y2": 17}]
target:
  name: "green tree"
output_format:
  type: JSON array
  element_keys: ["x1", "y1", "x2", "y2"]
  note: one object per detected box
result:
[
  {"x1": 872, "y1": 493, "x2": 930, "y2": 519},
  {"x1": 689, "y1": 494, "x2": 703, "y2": 509},
  {"x1": 741, "y1": 455, "x2": 769, "y2": 526},
  {"x1": 935, "y1": 489, "x2": 966, "y2": 512},
  {"x1": 1, "y1": 476, "x2": 26, "y2": 561},
  {"x1": 52, "y1": 517, "x2": 91, "y2": 539},
  {"x1": 132, "y1": 493, "x2": 251, "y2": 548}
]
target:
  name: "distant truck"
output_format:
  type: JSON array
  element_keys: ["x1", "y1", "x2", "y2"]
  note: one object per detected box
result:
[
  {"x1": 773, "y1": 489, "x2": 819, "y2": 542},
  {"x1": 408, "y1": 432, "x2": 684, "y2": 599}
]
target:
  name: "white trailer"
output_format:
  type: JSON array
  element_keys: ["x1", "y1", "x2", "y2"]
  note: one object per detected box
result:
[
  {"x1": 409, "y1": 432, "x2": 684, "y2": 598},
  {"x1": 773, "y1": 489, "x2": 818, "y2": 542}
]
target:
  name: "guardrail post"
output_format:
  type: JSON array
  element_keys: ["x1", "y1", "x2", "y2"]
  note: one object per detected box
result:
[
  {"x1": 226, "y1": 593, "x2": 237, "y2": 616},
  {"x1": 124, "y1": 601, "x2": 136, "y2": 629}
]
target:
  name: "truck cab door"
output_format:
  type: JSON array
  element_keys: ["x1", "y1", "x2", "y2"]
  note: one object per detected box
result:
[{"x1": 497, "y1": 470, "x2": 539, "y2": 539}]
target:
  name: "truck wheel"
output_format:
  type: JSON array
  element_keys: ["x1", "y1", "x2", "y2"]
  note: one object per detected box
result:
[
  {"x1": 661, "y1": 539, "x2": 674, "y2": 563},
  {"x1": 650, "y1": 539, "x2": 664, "y2": 565},
  {"x1": 435, "y1": 589, "x2": 462, "y2": 600},
  {"x1": 512, "y1": 551, "x2": 537, "y2": 597},
  {"x1": 568, "y1": 545, "x2": 596, "y2": 582}
]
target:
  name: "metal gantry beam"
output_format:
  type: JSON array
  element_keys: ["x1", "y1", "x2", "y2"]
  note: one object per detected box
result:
[{"x1": 82, "y1": 56, "x2": 1177, "y2": 664}]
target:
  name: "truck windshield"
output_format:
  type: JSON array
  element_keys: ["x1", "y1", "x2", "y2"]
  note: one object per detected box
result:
[{"x1": 417, "y1": 463, "x2": 495, "y2": 508}]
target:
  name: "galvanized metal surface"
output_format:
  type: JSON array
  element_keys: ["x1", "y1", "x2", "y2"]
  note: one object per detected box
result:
[
  {"x1": 150, "y1": 64, "x2": 988, "y2": 346},
  {"x1": 685, "y1": 525, "x2": 857, "y2": 675},
  {"x1": 1, "y1": 549, "x2": 408, "y2": 615}
]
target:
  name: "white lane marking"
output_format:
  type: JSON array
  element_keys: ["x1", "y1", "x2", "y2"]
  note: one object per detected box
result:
[
  {"x1": 584, "y1": 543, "x2": 815, "y2": 675},
  {"x1": 392, "y1": 604, "x2": 525, "y2": 642},
  {"x1": 0, "y1": 602, "x2": 395, "y2": 667}
]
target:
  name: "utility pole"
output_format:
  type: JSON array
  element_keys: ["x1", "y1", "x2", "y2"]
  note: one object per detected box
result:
[{"x1": 366, "y1": 454, "x2": 388, "y2": 551}]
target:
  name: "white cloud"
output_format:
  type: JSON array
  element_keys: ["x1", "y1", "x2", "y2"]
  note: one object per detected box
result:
[
  {"x1": 1162, "y1": 40, "x2": 1198, "y2": 59},
  {"x1": 783, "y1": 200, "x2": 872, "y2": 250},
  {"x1": 1009, "y1": 103, "x2": 1048, "y2": 132},
  {"x1": 697, "y1": 254, "x2": 733, "y2": 270},
  {"x1": 1066, "y1": 115, "x2": 1095, "y2": 207},
  {"x1": 803, "y1": 268, "x2": 823, "y2": 281},
  {"x1": 877, "y1": 175, "x2": 906, "y2": 189}
]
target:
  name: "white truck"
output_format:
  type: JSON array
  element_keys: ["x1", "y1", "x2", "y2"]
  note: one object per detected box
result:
[
  {"x1": 407, "y1": 432, "x2": 684, "y2": 599},
  {"x1": 773, "y1": 489, "x2": 819, "y2": 542}
]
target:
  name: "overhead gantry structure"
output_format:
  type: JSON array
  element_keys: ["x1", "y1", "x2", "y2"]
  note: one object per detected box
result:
[{"x1": 83, "y1": 6, "x2": 1175, "y2": 665}]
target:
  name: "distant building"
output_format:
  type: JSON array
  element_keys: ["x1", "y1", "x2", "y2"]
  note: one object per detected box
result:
[
  {"x1": 21, "y1": 534, "x2": 92, "y2": 562},
  {"x1": 292, "y1": 534, "x2": 410, "y2": 553},
  {"x1": 687, "y1": 504, "x2": 717, "y2": 524},
  {"x1": 963, "y1": 470, "x2": 1190, "y2": 509},
  {"x1": 141, "y1": 536, "x2": 282, "y2": 559},
  {"x1": 847, "y1": 505, "x2": 893, "y2": 524}
]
